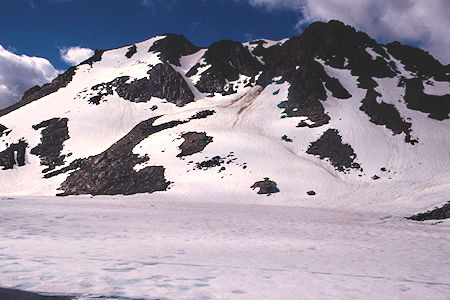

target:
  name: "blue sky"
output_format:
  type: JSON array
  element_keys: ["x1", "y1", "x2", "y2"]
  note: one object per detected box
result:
[
  {"x1": 0, "y1": 0, "x2": 448, "y2": 109},
  {"x1": 1, "y1": 0, "x2": 301, "y2": 70}
]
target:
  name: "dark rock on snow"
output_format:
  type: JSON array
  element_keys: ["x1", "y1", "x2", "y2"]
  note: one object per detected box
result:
[
  {"x1": 31, "y1": 118, "x2": 70, "y2": 173},
  {"x1": 251, "y1": 177, "x2": 280, "y2": 195},
  {"x1": 149, "y1": 34, "x2": 200, "y2": 66},
  {"x1": 125, "y1": 44, "x2": 137, "y2": 59},
  {"x1": 403, "y1": 78, "x2": 449, "y2": 120},
  {"x1": 407, "y1": 202, "x2": 450, "y2": 221},
  {"x1": 0, "y1": 140, "x2": 27, "y2": 170},
  {"x1": 360, "y1": 88, "x2": 417, "y2": 144},
  {"x1": 188, "y1": 40, "x2": 263, "y2": 94},
  {"x1": 307, "y1": 129, "x2": 361, "y2": 172},
  {"x1": 80, "y1": 49, "x2": 105, "y2": 66},
  {"x1": 196, "y1": 156, "x2": 224, "y2": 170},
  {"x1": 177, "y1": 132, "x2": 213, "y2": 157},
  {"x1": 58, "y1": 110, "x2": 215, "y2": 195},
  {"x1": 92, "y1": 63, "x2": 195, "y2": 106},
  {"x1": 0, "y1": 124, "x2": 8, "y2": 137}
]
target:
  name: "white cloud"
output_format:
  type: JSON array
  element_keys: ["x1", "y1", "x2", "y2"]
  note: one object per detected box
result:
[
  {"x1": 242, "y1": 0, "x2": 450, "y2": 64},
  {"x1": 60, "y1": 46, "x2": 94, "y2": 65},
  {"x1": 0, "y1": 45, "x2": 59, "y2": 110}
]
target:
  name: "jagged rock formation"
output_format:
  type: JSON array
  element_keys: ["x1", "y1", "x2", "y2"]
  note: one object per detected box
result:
[
  {"x1": 149, "y1": 33, "x2": 200, "y2": 66},
  {"x1": 0, "y1": 140, "x2": 27, "y2": 170},
  {"x1": 89, "y1": 63, "x2": 194, "y2": 106},
  {"x1": 187, "y1": 40, "x2": 263, "y2": 94},
  {"x1": 31, "y1": 118, "x2": 69, "y2": 173}
]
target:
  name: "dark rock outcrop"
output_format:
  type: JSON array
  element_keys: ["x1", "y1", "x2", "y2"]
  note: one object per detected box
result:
[
  {"x1": 92, "y1": 63, "x2": 195, "y2": 106},
  {"x1": 187, "y1": 40, "x2": 263, "y2": 94},
  {"x1": 31, "y1": 118, "x2": 69, "y2": 173},
  {"x1": 196, "y1": 156, "x2": 224, "y2": 170},
  {"x1": 177, "y1": 132, "x2": 213, "y2": 157},
  {"x1": 0, "y1": 124, "x2": 8, "y2": 137},
  {"x1": 283, "y1": 61, "x2": 331, "y2": 127},
  {"x1": 251, "y1": 177, "x2": 279, "y2": 195},
  {"x1": 58, "y1": 110, "x2": 215, "y2": 196},
  {"x1": 386, "y1": 42, "x2": 449, "y2": 81},
  {"x1": 407, "y1": 202, "x2": 450, "y2": 221},
  {"x1": 0, "y1": 140, "x2": 27, "y2": 170},
  {"x1": 404, "y1": 78, "x2": 449, "y2": 120},
  {"x1": 149, "y1": 34, "x2": 201, "y2": 66},
  {"x1": 80, "y1": 49, "x2": 105, "y2": 66},
  {"x1": 360, "y1": 88, "x2": 417, "y2": 144},
  {"x1": 125, "y1": 44, "x2": 137, "y2": 59},
  {"x1": 0, "y1": 287, "x2": 72, "y2": 300},
  {"x1": 307, "y1": 129, "x2": 361, "y2": 172}
]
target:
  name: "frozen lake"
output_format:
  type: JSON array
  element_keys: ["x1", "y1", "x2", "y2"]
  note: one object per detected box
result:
[{"x1": 0, "y1": 196, "x2": 449, "y2": 299}]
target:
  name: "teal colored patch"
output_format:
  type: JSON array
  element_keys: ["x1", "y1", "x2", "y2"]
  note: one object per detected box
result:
[
  {"x1": 277, "y1": 101, "x2": 287, "y2": 109},
  {"x1": 273, "y1": 89, "x2": 280, "y2": 95}
]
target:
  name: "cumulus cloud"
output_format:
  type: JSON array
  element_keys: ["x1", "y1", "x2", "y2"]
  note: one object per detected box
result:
[
  {"x1": 242, "y1": 0, "x2": 450, "y2": 64},
  {"x1": 0, "y1": 45, "x2": 59, "y2": 110},
  {"x1": 59, "y1": 46, "x2": 94, "y2": 65}
]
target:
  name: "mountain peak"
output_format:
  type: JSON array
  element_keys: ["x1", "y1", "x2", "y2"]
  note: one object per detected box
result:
[{"x1": 0, "y1": 21, "x2": 448, "y2": 215}]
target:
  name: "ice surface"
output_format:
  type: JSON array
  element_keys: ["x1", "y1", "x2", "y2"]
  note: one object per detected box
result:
[{"x1": 0, "y1": 196, "x2": 448, "y2": 299}]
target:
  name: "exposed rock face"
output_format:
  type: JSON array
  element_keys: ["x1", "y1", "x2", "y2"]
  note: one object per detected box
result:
[
  {"x1": 283, "y1": 62, "x2": 331, "y2": 127},
  {"x1": 0, "y1": 67, "x2": 76, "y2": 117},
  {"x1": 251, "y1": 178, "x2": 279, "y2": 195},
  {"x1": 149, "y1": 34, "x2": 201, "y2": 66},
  {"x1": 196, "y1": 156, "x2": 224, "y2": 170},
  {"x1": 188, "y1": 40, "x2": 263, "y2": 94},
  {"x1": 125, "y1": 44, "x2": 137, "y2": 59},
  {"x1": 177, "y1": 132, "x2": 213, "y2": 157},
  {"x1": 58, "y1": 110, "x2": 215, "y2": 196},
  {"x1": 360, "y1": 88, "x2": 416, "y2": 144},
  {"x1": 0, "y1": 124, "x2": 7, "y2": 137},
  {"x1": 80, "y1": 49, "x2": 105, "y2": 66},
  {"x1": 0, "y1": 287, "x2": 72, "y2": 300},
  {"x1": 91, "y1": 63, "x2": 195, "y2": 106},
  {"x1": 307, "y1": 129, "x2": 361, "y2": 172},
  {"x1": 249, "y1": 20, "x2": 399, "y2": 127},
  {"x1": 404, "y1": 78, "x2": 450, "y2": 120},
  {"x1": 31, "y1": 118, "x2": 69, "y2": 173},
  {"x1": 0, "y1": 140, "x2": 27, "y2": 170},
  {"x1": 386, "y1": 42, "x2": 449, "y2": 81},
  {"x1": 407, "y1": 202, "x2": 450, "y2": 221}
]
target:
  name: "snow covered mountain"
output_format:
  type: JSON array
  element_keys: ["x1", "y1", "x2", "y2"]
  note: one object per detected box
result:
[{"x1": 0, "y1": 20, "x2": 449, "y2": 216}]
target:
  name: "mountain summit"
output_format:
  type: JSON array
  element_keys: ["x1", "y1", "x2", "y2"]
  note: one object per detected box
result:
[{"x1": 0, "y1": 20, "x2": 448, "y2": 215}]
